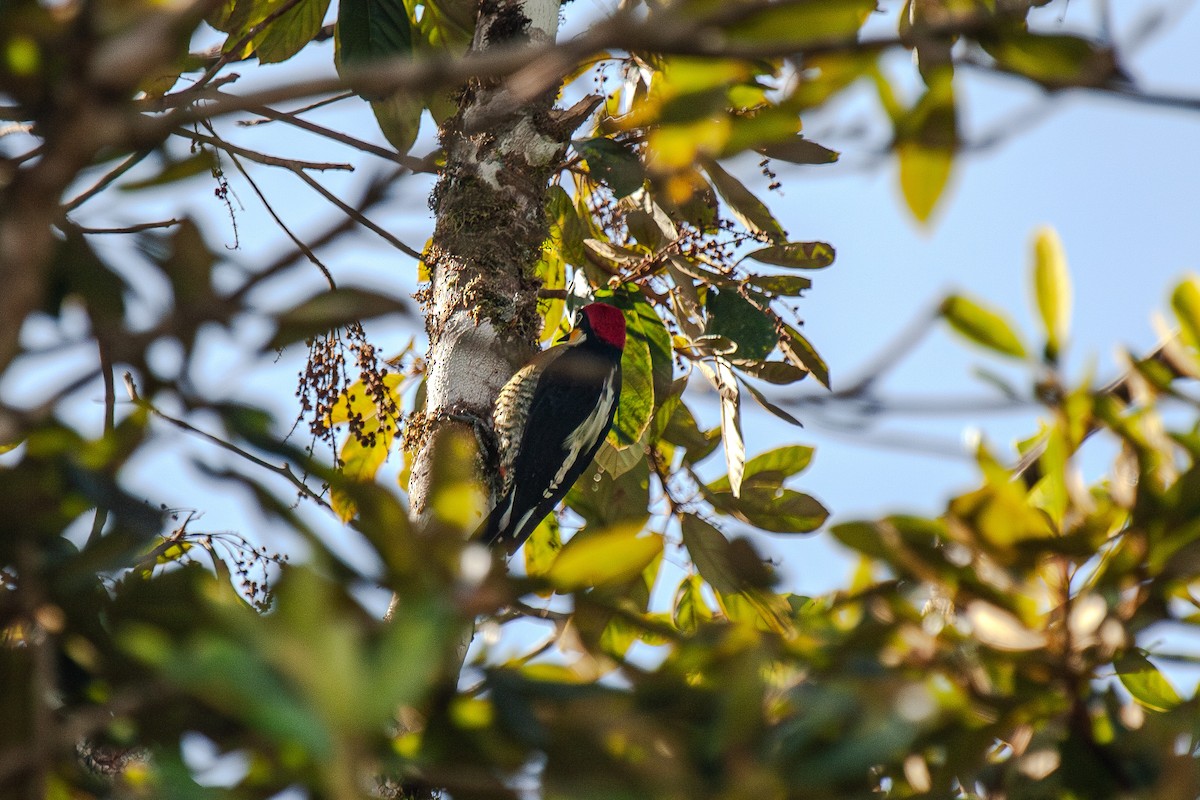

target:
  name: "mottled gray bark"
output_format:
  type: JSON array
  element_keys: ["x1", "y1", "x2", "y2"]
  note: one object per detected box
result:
[{"x1": 407, "y1": 0, "x2": 574, "y2": 520}]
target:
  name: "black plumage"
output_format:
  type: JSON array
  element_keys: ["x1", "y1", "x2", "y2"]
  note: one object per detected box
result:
[{"x1": 479, "y1": 303, "x2": 626, "y2": 553}]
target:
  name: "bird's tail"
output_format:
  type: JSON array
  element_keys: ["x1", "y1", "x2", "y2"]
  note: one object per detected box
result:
[{"x1": 475, "y1": 492, "x2": 516, "y2": 552}]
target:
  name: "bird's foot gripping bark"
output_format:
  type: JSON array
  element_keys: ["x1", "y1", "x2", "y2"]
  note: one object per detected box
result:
[{"x1": 437, "y1": 403, "x2": 499, "y2": 488}]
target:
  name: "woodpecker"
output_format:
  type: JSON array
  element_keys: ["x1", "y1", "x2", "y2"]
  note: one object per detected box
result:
[{"x1": 479, "y1": 302, "x2": 626, "y2": 553}]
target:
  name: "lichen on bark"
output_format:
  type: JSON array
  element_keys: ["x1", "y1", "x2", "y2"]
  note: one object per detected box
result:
[{"x1": 409, "y1": 0, "x2": 572, "y2": 520}]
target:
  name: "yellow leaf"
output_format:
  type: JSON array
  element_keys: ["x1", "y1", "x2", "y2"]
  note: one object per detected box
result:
[
  {"x1": 647, "y1": 117, "x2": 731, "y2": 172},
  {"x1": 328, "y1": 373, "x2": 402, "y2": 426},
  {"x1": 965, "y1": 601, "x2": 1046, "y2": 651},
  {"x1": 897, "y1": 141, "x2": 953, "y2": 224},
  {"x1": 546, "y1": 522, "x2": 662, "y2": 591},
  {"x1": 941, "y1": 294, "x2": 1028, "y2": 359},
  {"x1": 1032, "y1": 226, "x2": 1072, "y2": 360},
  {"x1": 1171, "y1": 274, "x2": 1200, "y2": 351},
  {"x1": 331, "y1": 419, "x2": 395, "y2": 522}
]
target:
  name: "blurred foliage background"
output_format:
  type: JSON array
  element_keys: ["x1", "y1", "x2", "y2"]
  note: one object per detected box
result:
[{"x1": 3, "y1": 0, "x2": 1200, "y2": 798}]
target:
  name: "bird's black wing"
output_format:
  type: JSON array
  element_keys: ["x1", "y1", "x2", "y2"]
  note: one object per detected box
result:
[{"x1": 484, "y1": 346, "x2": 620, "y2": 552}]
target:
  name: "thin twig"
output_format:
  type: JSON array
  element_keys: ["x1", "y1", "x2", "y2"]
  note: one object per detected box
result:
[
  {"x1": 221, "y1": 146, "x2": 337, "y2": 290},
  {"x1": 87, "y1": 340, "x2": 116, "y2": 548},
  {"x1": 234, "y1": 98, "x2": 435, "y2": 173},
  {"x1": 227, "y1": 168, "x2": 401, "y2": 304},
  {"x1": 288, "y1": 166, "x2": 421, "y2": 259},
  {"x1": 123, "y1": 372, "x2": 333, "y2": 510},
  {"x1": 177, "y1": 127, "x2": 354, "y2": 171},
  {"x1": 74, "y1": 218, "x2": 182, "y2": 234},
  {"x1": 62, "y1": 149, "x2": 153, "y2": 212},
  {"x1": 237, "y1": 91, "x2": 355, "y2": 125}
]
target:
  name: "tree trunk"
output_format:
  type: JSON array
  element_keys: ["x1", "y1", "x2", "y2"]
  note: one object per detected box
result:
[{"x1": 407, "y1": 0, "x2": 571, "y2": 521}]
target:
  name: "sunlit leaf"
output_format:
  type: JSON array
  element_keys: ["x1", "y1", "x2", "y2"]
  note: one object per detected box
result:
[
  {"x1": 731, "y1": 359, "x2": 808, "y2": 385},
  {"x1": 1033, "y1": 226, "x2": 1072, "y2": 362},
  {"x1": 331, "y1": 419, "x2": 396, "y2": 522},
  {"x1": 703, "y1": 159, "x2": 786, "y2": 243},
  {"x1": 1115, "y1": 652, "x2": 1183, "y2": 712},
  {"x1": 779, "y1": 324, "x2": 829, "y2": 388},
  {"x1": 253, "y1": 0, "x2": 332, "y2": 63},
  {"x1": 546, "y1": 522, "x2": 662, "y2": 591},
  {"x1": 524, "y1": 515, "x2": 562, "y2": 582},
  {"x1": 964, "y1": 601, "x2": 1046, "y2": 652},
  {"x1": 647, "y1": 117, "x2": 732, "y2": 171},
  {"x1": 709, "y1": 487, "x2": 828, "y2": 534},
  {"x1": 709, "y1": 445, "x2": 813, "y2": 495},
  {"x1": 940, "y1": 294, "x2": 1028, "y2": 360},
  {"x1": 723, "y1": 0, "x2": 875, "y2": 48},
  {"x1": 745, "y1": 274, "x2": 812, "y2": 297},
  {"x1": 604, "y1": 299, "x2": 655, "y2": 448},
  {"x1": 983, "y1": 33, "x2": 1117, "y2": 89},
  {"x1": 698, "y1": 358, "x2": 745, "y2": 498},
  {"x1": 1171, "y1": 274, "x2": 1200, "y2": 351},
  {"x1": 673, "y1": 574, "x2": 713, "y2": 633},
  {"x1": 609, "y1": 286, "x2": 673, "y2": 407},
  {"x1": 744, "y1": 241, "x2": 835, "y2": 270},
  {"x1": 896, "y1": 141, "x2": 953, "y2": 224}
]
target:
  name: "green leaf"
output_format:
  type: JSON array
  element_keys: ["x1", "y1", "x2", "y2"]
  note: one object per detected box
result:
[
  {"x1": 705, "y1": 446, "x2": 827, "y2": 534},
  {"x1": 705, "y1": 288, "x2": 776, "y2": 360},
  {"x1": 660, "y1": 401, "x2": 721, "y2": 464},
  {"x1": 120, "y1": 151, "x2": 216, "y2": 191},
  {"x1": 609, "y1": 287, "x2": 673, "y2": 407},
  {"x1": 253, "y1": 0, "x2": 331, "y2": 64},
  {"x1": 740, "y1": 379, "x2": 803, "y2": 427},
  {"x1": 982, "y1": 33, "x2": 1117, "y2": 89},
  {"x1": 523, "y1": 515, "x2": 561, "y2": 581},
  {"x1": 724, "y1": 0, "x2": 875, "y2": 48},
  {"x1": 895, "y1": 69, "x2": 956, "y2": 224},
  {"x1": 1032, "y1": 226, "x2": 1072, "y2": 362},
  {"x1": 369, "y1": 93, "x2": 424, "y2": 155},
  {"x1": 709, "y1": 445, "x2": 814, "y2": 495},
  {"x1": 744, "y1": 241, "x2": 835, "y2": 270},
  {"x1": 779, "y1": 324, "x2": 829, "y2": 389},
  {"x1": 575, "y1": 138, "x2": 645, "y2": 198},
  {"x1": 680, "y1": 514, "x2": 741, "y2": 596},
  {"x1": 731, "y1": 359, "x2": 808, "y2": 385},
  {"x1": 745, "y1": 274, "x2": 812, "y2": 297},
  {"x1": 940, "y1": 294, "x2": 1028, "y2": 360},
  {"x1": 607, "y1": 310, "x2": 655, "y2": 449},
  {"x1": 566, "y1": 451, "x2": 650, "y2": 529},
  {"x1": 546, "y1": 522, "x2": 662, "y2": 591},
  {"x1": 1171, "y1": 275, "x2": 1200, "y2": 352},
  {"x1": 703, "y1": 159, "x2": 786, "y2": 243},
  {"x1": 336, "y1": 0, "x2": 412, "y2": 70},
  {"x1": 269, "y1": 288, "x2": 409, "y2": 350},
  {"x1": 1115, "y1": 652, "x2": 1182, "y2": 712},
  {"x1": 672, "y1": 574, "x2": 712, "y2": 633},
  {"x1": 756, "y1": 136, "x2": 839, "y2": 165}
]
